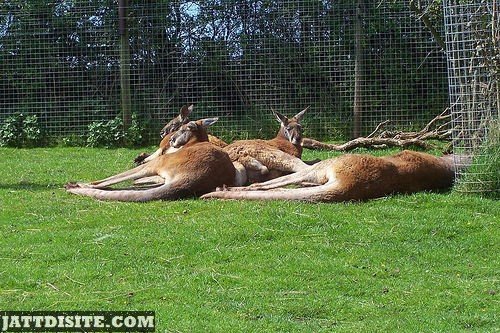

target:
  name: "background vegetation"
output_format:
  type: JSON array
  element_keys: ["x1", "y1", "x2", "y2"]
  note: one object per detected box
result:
[{"x1": 0, "y1": 0, "x2": 448, "y2": 141}]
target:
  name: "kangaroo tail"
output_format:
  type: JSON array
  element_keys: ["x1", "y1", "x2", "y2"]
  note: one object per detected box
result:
[
  {"x1": 65, "y1": 182, "x2": 179, "y2": 202},
  {"x1": 201, "y1": 183, "x2": 339, "y2": 202}
]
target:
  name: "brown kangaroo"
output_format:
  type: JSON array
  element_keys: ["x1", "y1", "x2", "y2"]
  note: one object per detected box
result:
[
  {"x1": 134, "y1": 104, "x2": 192, "y2": 165},
  {"x1": 202, "y1": 150, "x2": 456, "y2": 202},
  {"x1": 224, "y1": 107, "x2": 311, "y2": 185},
  {"x1": 66, "y1": 118, "x2": 235, "y2": 202},
  {"x1": 135, "y1": 104, "x2": 227, "y2": 165}
]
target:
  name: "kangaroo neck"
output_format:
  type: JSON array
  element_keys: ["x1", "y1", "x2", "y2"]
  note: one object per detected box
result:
[
  {"x1": 276, "y1": 127, "x2": 288, "y2": 141},
  {"x1": 182, "y1": 131, "x2": 210, "y2": 148},
  {"x1": 196, "y1": 131, "x2": 209, "y2": 143},
  {"x1": 269, "y1": 133, "x2": 302, "y2": 158}
]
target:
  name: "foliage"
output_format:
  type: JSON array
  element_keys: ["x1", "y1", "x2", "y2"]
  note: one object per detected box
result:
[
  {"x1": 455, "y1": 119, "x2": 500, "y2": 198},
  {"x1": 125, "y1": 113, "x2": 146, "y2": 146},
  {"x1": 0, "y1": 147, "x2": 498, "y2": 332},
  {"x1": 0, "y1": 1, "x2": 449, "y2": 141},
  {"x1": 56, "y1": 134, "x2": 86, "y2": 147},
  {"x1": 0, "y1": 113, "x2": 44, "y2": 147},
  {"x1": 86, "y1": 113, "x2": 145, "y2": 148}
]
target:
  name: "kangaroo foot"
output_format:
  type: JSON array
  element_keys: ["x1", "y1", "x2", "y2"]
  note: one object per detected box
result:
[
  {"x1": 64, "y1": 182, "x2": 81, "y2": 190},
  {"x1": 304, "y1": 158, "x2": 322, "y2": 165}
]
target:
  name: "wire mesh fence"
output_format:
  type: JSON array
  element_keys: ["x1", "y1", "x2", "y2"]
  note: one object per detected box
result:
[
  {"x1": 443, "y1": 0, "x2": 499, "y2": 194},
  {"x1": 1, "y1": 0, "x2": 449, "y2": 142}
]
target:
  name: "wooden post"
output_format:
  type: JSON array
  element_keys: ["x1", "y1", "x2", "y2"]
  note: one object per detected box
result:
[
  {"x1": 119, "y1": 0, "x2": 131, "y2": 130},
  {"x1": 353, "y1": 0, "x2": 365, "y2": 138}
]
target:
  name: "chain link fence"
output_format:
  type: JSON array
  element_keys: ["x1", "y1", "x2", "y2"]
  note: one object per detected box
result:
[
  {"x1": 1, "y1": 0, "x2": 448, "y2": 141},
  {"x1": 443, "y1": 0, "x2": 499, "y2": 194}
]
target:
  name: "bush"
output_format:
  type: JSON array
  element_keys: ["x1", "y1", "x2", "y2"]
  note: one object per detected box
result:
[
  {"x1": 124, "y1": 113, "x2": 145, "y2": 146},
  {"x1": 86, "y1": 114, "x2": 145, "y2": 148},
  {"x1": 455, "y1": 119, "x2": 499, "y2": 198},
  {"x1": 0, "y1": 113, "x2": 44, "y2": 147}
]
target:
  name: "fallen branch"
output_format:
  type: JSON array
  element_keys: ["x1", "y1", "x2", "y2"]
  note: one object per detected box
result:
[
  {"x1": 302, "y1": 137, "x2": 432, "y2": 151},
  {"x1": 302, "y1": 108, "x2": 452, "y2": 152}
]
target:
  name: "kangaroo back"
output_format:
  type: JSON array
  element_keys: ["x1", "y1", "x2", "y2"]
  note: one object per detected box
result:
[{"x1": 382, "y1": 150, "x2": 455, "y2": 193}]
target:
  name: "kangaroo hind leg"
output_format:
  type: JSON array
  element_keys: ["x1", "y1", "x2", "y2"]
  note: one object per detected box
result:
[
  {"x1": 228, "y1": 168, "x2": 313, "y2": 191},
  {"x1": 81, "y1": 163, "x2": 157, "y2": 189}
]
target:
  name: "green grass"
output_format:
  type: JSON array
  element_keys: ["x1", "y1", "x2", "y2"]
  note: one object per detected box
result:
[
  {"x1": 455, "y1": 120, "x2": 500, "y2": 198},
  {"x1": 0, "y1": 147, "x2": 498, "y2": 332}
]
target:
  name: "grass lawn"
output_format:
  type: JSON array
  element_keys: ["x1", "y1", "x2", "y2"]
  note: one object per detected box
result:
[{"x1": 0, "y1": 147, "x2": 498, "y2": 332}]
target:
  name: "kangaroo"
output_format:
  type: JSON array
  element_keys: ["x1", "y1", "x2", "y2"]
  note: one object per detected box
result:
[
  {"x1": 134, "y1": 104, "x2": 192, "y2": 165},
  {"x1": 135, "y1": 104, "x2": 227, "y2": 165},
  {"x1": 202, "y1": 150, "x2": 456, "y2": 202},
  {"x1": 224, "y1": 107, "x2": 311, "y2": 185},
  {"x1": 66, "y1": 118, "x2": 235, "y2": 202}
]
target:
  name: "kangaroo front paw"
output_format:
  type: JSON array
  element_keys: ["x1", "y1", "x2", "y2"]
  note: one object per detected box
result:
[
  {"x1": 215, "y1": 184, "x2": 229, "y2": 192},
  {"x1": 134, "y1": 153, "x2": 149, "y2": 165}
]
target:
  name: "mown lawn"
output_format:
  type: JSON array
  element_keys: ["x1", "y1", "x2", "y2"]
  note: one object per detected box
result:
[{"x1": 0, "y1": 147, "x2": 498, "y2": 332}]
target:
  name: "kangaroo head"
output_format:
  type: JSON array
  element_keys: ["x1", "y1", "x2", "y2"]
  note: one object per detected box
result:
[
  {"x1": 169, "y1": 117, "x2": 219, "y2": 148},
  {"x1": 273, "y1": 106, "x2": 309, "y2": 146},
  {"x1": 160, "y1": 104, "x2": 194, "y2": 138}
]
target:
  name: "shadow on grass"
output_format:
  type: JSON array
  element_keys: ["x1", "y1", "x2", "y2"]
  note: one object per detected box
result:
[{"x1": 0, "y1": 182, "x2": 61, "y2": 191}]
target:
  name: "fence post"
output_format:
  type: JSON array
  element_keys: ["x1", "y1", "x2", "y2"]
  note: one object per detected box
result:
[
  {"x1": 353, "y1": 0, "x2": 366, "y2": 138},
  {"x1": 119, "y1": 0, "x2": 131, "y2": 130}
]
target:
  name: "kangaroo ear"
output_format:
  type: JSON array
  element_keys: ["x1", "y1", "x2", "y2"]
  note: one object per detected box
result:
[
  {"x1": 273, "y1": 110, "x2": 289, "y2": 125},
  {"x1": 179, "y1": 104, "x2": 193, "y2": 120},
  {"x1": 199, "y1": 117, "x2": 219, "y2": 128},
  {"x1": 293, "y1": 106, "x2": 309, "y2": 122}
]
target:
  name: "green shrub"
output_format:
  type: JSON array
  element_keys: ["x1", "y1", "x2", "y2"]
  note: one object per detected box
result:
[
  {"x1": 86, "y1": 114, "x2": 145, "y2": 148},
  {"x1": 56, "y1": 134, "x2": 87, "y2": 147},
  {"x1": 0, "y1": 113, "x2": 44, "y2": 147},
  {"x1": 124, "y1": 113, "x2": 145, "y2": 146},
  {"x1": 455, "y1": 119, "x2": 499, "y2": 198}
]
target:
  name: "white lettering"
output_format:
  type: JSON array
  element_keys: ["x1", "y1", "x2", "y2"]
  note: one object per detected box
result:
[
  {"x1": 81, "y1": 315, "x2": 94, "y2": 328},
  {"x1": 137, "y1": 316, "x2": 155, "y2": 328},
  {"x1": 111, "y1": 316, "x2": 123, "y2": 328},
  {"x1": 9, "y1": 316, "x2": 21, "y2": 329},
  {"x1": 33, "y1": 316, "x2": 44, "y2": 328},
  {"x1": 93, "y1": 316, "x2": 105, "y2": 328},
  {"x1": 73, "y1": 315, "x2": 81, "y2": 328},
  {"x1": 44, "y1": 316, "x2": 57, "y2": 328},
  {"x1": 64, "y1": 315, "x2": 74, "y2": 328},
  {"x1": 2, "y1": 316, "x2": 8, "y2": 332},
  {"x1": 20, "y1": 316, "x2": 32, "y2": 328},
  {"x1": 123, "y1": 316, "x2": 136, "y2": 328}
]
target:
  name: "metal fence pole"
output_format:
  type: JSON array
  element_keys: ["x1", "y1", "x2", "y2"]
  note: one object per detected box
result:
[{"x1": 119, "y1": 0, "x2": 131, "y2": 130}]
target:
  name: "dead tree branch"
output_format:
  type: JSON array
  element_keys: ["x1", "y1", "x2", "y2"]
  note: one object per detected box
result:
[
  {"x1": 302, "y1": 108, "x2": 452, "y2": 152},
  {"x1": 302, "y1": 137, "x2": 432, "y2": 151}
]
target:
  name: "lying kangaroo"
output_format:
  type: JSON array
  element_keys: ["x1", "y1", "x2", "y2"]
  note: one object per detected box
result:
[
  {"x1": 135, "y1": 104, "x2": 227, "y2": 165},
  {"x1": 224, "y1": 107, "x2": 311, "y2": 185},
  {"x1": 66, "y1": 118, "x2": 235, "y2": 202},
  {"x1": 202, "y1": 150, "x2": 456, "y2": 202}
]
